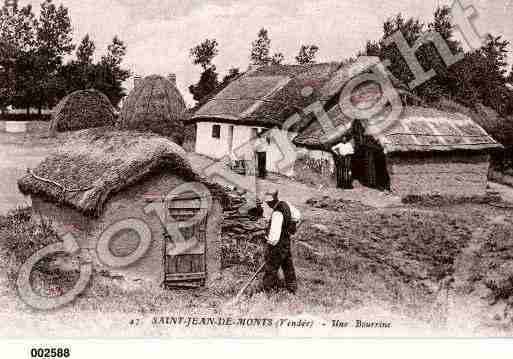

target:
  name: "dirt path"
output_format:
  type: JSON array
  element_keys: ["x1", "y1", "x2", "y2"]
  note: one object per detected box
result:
[
  {"x1": 0, "y1": 133, "x2": 53, "y2": 214},
  {"x1": 185, "y1": 152, "x2": 402, "y2": 210}
]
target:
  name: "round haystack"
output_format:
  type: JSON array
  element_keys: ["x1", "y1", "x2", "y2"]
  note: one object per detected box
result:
[
  {"x1": 49, "y1": 89, "x2": 116, "y2": 134},
  {"x1": 118, "y1": 75, "x2": 186, "y2": 144}
]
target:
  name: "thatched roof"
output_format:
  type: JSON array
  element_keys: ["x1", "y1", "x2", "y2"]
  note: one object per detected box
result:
[
  {"x1": 119, "y1": 75, "x2": 186, "y2": 144},
  {"x1": 18, "y1": 127, "x2": 227, "y2": 217},
  {"x1": 319, "y1": 56, "x2": 381, "y2": 101},
  {"x1": 49, "y1": 89, "x2": 116, "y2": 134},
  {"x1": 432, "y1": 99, "x2": 513, "y2": 148},
  {"x1": 370, "y1": 106, "x2": 502, "y2": 154},
  {"x1": 295, "y1": 105, "x2": 502, "y2": 154},
  {"x1": 190, "y1": 62, "x2": 342, "y2": 128},
  {"x1": 293, "y1": 104, "x2": 353, "y2": 150},
  {"x1": 293, "y1": 80, "x2": 384, "y2": 150}
]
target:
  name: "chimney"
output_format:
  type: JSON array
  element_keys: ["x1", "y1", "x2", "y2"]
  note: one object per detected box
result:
[
  {"x1": 134, "y1": 75, "x2": 142, "y2": 88},
  {"x1": 167, "y1": 73, "x2": 176, "y2": 86},
  {"x1": 4, "y1": 0, "x2": 17, "y2": 14}
]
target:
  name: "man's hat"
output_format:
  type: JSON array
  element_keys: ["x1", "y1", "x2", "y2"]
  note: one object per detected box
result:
[
  {"x1": 262, "y1": 189, "x2": 279, "y2": 203},
  {"x1": 264, "y1": 189, "x2": 278, "y2": 198}
]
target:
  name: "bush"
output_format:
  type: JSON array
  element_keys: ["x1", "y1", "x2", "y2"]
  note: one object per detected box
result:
[
  {"x1": 293, "y1": 157, "x2": 336, "y2": 189},
  {"x1": 0, "y1": 207, "x2": 59, "y2": 282}
]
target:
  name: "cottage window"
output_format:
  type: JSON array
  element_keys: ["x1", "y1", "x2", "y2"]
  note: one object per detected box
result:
[{"x1": 212, "y1": 124, "x2": 221, "y2": 139}]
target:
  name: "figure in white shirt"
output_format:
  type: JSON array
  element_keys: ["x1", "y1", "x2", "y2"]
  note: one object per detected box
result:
[{"x1": 261, "y1": 189, "x2": 301, "y2": 294}]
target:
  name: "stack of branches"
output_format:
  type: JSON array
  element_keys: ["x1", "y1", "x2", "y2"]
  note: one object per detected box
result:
[{"x1": 220, "y1": 188, "x2": 268, "y2": 271}]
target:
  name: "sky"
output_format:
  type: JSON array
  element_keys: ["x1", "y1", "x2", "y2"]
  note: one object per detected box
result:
[{"x1": 16, "y1": 0, "x2": 513, "y2": 105}]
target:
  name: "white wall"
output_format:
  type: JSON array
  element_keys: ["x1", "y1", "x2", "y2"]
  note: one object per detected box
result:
[
  {"x1": 195, "y1": 121, "x2": 294, "y2": 176},
  {"x1": 195, "y1": 122, "x2": 232, "y2": 159}
]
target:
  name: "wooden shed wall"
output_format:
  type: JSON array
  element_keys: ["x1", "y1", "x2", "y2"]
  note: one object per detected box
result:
[
  {"x1": 31, "y1": 172, "x2": 223, "y2": 285},
  {"x1": 386, "y1": 153, "x2": 491, "y2": 197}
]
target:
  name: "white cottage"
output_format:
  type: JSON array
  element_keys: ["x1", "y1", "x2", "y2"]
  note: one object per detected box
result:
[{"x1": 187, "y1": 62, "x2": 343, "y2": 177}]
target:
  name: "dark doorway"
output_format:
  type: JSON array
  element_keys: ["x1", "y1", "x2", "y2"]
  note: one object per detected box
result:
[
  {"x1": 335, "y1": 155, "x2": 353, "y2": 189},
  {"x1": 373, "y1": 151, "x2": 390, "y2": 190},
  {"x1": 256, "y1": 151, "x2": 267, "y2": 178}
]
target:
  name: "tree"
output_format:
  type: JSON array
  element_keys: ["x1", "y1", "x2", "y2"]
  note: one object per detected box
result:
[
  {"x1": 1, "y1": 1, "x2": 130, "y2": 111},
  {"x1": 56, "y1": 35, "x2": 130, "y2": 107},
  {"x1": 36, "y1": 0, "x2": 74, "y2": 57},
  {"x1": 94, "y1": 36, "x2": 130, "y2": 106},
  {"x1": 251, "y1": 28, "x2": 271, "y2": 65},
  {"x1": 250, "y1": 28, "x2": 284, "y2": 66},
  {"x1": 271, "y1": 52, "x2": 284, "y2": 65},
  {"x1": 0, "y1": 40, "x2": 16, "y2": 111},
  {"x1": 295, "y1": 44, "x2": 319, "y2": 64},
  {"x1": 190, "y1": 39, "x2": 219, "y2": 70},
  {"x1": 76, "y1": 34, "x2": 95, "y2": 64},
  {"x1": 189, "y1": 67, "x2": 219, "y2": 103},
  {"x1": 361, "y1": 8, "x2": 463, "y2": 102},
  {"x1": 0, "y1": 4, "x2": 38, "y2": 111},
  {"x1": 361, "y1": 5, "x2": 513, "y2": 118},
  {"x1": 14, "y1": 0, "x2": 75, "y2": 113},
  {"x1": 0, "y1": 4, "x2": 37, "y2": 52},
  {"x1": 189, "y1": 38, "x2": 220, "y2": 104}
]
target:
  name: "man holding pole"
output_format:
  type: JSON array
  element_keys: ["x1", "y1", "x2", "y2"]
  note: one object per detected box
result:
[{"x1": 261, "y1": 189, "x2": 301, "y2": 294}]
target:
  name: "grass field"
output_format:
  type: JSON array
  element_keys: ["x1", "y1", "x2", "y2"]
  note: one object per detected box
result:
[
  {"x1": 1, "y1": 193, "x2": 513, "y2": 337},
  {"x1": 1, "y1": 131, "x2": 513, "y2": 337}
]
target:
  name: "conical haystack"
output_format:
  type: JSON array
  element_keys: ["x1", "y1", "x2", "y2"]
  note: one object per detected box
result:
[
  {"x1": 119, "y1": 75, "x2": 186, "y2": 144},
  {"x1": 49, "y1": 89, "x2": 116, "y2": 135}
]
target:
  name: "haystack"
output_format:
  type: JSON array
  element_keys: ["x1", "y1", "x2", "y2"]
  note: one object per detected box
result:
[
  {"x1": 119, "y1": 75, "x2": 186, "y2": 145},
  {"x1": 49, "y1": 89, "x2": 116, "y2": 135}
]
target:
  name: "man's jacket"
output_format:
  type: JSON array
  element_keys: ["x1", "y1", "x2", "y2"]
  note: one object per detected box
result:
[{"x1": 266, "y1": 201, "x2": 301, "y2": 253}]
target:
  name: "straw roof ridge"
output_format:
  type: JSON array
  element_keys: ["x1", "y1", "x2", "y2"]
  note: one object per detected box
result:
[
  {"x1": 432, "y1": 99, "x2": 513, "y2": 147},
  {"x1": 18, "y1": 127, "x2": 228, "y2": 217}
]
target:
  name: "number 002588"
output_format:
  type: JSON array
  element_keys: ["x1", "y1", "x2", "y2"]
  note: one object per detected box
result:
[{"x1": 30, "y1": 348, "x2": 70, "y2": 358}]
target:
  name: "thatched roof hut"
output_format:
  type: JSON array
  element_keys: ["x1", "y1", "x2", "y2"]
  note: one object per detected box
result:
[
  {"x1": 349, "y1": 106, "x2": 502, "y2": 196},
  {"x1": 119, "y1": 75, "x2": 186, "y2": 145},
  {"x1": 18, "y1": 127, "x2": 227, "y2": 284},
  {"x1": 18, "y1": 127, "x2": 227, "y2": 217},
  {"x1": 49, "y1": 89, "x2": 116, "y2": 135}
]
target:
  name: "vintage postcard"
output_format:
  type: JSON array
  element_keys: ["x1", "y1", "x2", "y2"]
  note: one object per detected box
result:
[{"x1": 1, "y1": 0, "x2": 513, "y2": 346}]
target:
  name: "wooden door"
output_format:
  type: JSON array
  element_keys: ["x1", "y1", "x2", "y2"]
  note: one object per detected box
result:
[
  {"x1": 163, "y1": 193, "x2": 208, "y2": 288},
  {"x1": 335, "y1": 155, "x2": 353, "y2": 189},
  {"x1": 256, "y1": 151, "x2": 267, "y2": 178},
  {"x1": 366, "y1": 150, "x2": 376, "y2": 187}
]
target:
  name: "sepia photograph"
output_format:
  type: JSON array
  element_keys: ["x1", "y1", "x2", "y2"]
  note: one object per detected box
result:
[{"x1": 1, "y1": 0, "x2": 513, "y2": 345}]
